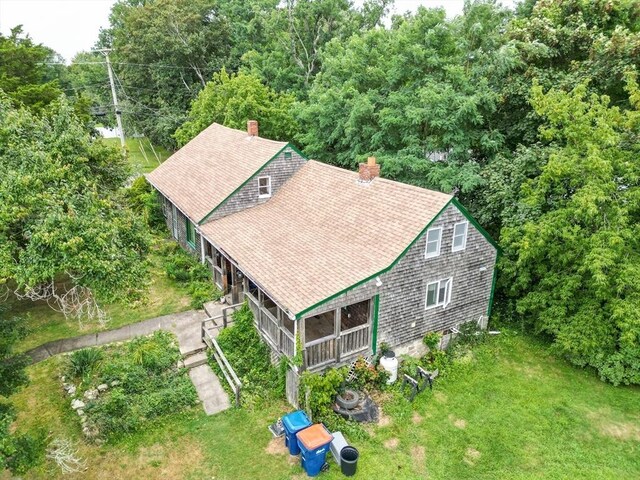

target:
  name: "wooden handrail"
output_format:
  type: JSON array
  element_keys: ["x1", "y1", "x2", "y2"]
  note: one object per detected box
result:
[{"x1": 305, "y1": 334, "x2": 336, "y2": 348}]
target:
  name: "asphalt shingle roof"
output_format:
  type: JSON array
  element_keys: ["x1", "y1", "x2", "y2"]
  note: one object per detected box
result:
[
  {"x1": 146, "y1": 123, "x2": 288, "y2": 222},
  {"x1": 200, "y1": 160, "x2": 452, "y2": 316}
]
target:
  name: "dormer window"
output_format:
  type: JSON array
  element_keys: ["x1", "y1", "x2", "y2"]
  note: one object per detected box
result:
[{"x1": 258, "y1": 176, "x2": 271, "y2": 198}]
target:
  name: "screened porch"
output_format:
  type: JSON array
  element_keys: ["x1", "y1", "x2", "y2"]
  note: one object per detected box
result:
[{"x1": 243, "y1": 277, "x2": 373, "y2": 371}]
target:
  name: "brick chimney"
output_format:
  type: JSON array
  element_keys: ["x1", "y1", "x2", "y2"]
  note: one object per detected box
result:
[
  {"x1": 359, "y1": 156, "x2": 380, "y2": 182},
  {"x1": 247, "y1": 120, "x2": 259, "y2": 137}
]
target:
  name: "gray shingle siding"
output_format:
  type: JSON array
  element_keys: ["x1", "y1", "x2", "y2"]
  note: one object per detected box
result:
[
  {"x1": 300, "y1": 203, "x2": 497, "y2": 354},
  {"x1": 376, "y1": 203, "x2": 497, "y2": 349},
  {"x1": 160, "y1": 193, "x2": 202, "y2": 259},
  {"x1": 202, "y1": 148, "x2": 306, "y2": 223}
]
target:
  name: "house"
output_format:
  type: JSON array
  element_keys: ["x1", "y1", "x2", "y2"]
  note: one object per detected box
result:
[{"x1": 147, "y1": 121, "x2": 498, "y2": 403}]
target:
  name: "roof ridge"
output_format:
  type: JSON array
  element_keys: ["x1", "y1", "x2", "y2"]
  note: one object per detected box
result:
[
  {"x1": 305, "y1": 159, "x2": 453, "y2": 199},
  {"x1": 210, "y1": 122, "x2": 289, "y2": 147}
]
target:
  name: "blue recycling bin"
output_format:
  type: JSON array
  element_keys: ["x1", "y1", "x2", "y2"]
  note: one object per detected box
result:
[
  {"x1": 282, "y1": 410, "x2": 312, "y2": 455},
  {"x1": 296, "y1": 424, "x2": 334, "y2": 477}
]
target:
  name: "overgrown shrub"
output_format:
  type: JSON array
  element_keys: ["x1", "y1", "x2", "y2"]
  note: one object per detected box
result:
[
  {"x1": 349, "y1": 357, "x2": 389, "y2": 391},
  {"x1": 126, "y1": 176, "x2": 164, "y2": 230},
  {"x1": 214, "y1": 304, "x2": 285, "y2": 404},
  {"x1": 299, "y1": 368, "x2": 368, "y2": 440},
  {"x1": 68, "y1": 332, "x2": 197, "y2": 442},
  {"x1": 68, "y1": 348, "x2": 103, "y2": 378},
  {"x1": 162, "y1": 244, "x2": 222, "y2": 308},
  {"x1": 423, "y1": 332, "x2": 442, "y2": 351},
  {"x1": 5, "y1": 431, "x2": 46, "y2": 474}
]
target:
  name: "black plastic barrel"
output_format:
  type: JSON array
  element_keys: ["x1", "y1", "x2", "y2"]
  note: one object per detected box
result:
[{"x1": 340, "y1": 446, "x2": 359, "y2": 477}]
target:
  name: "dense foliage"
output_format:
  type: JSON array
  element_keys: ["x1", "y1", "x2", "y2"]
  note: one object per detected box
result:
[
  {"x1": 501, "y1": 79, "x2": 640, "y2": 384},
  {"x1": 0, "y1": 26, "x2": 65, "y2": 112},
  {"x1": 0, "y1": 97, "x2": 149, "y2": 306},
  {"x1": 69, "y1": 332, "x2": 198, "y2": 441},
  {"x1": 215, "y1": 304, "x2": 285, "y2": 404},
  {"x1": 159, "y1": 241, "x2": 222, "y2": 308},
  {"x1": 174, "y1": 69, "x2": 298, "y2": 146},
  {"x1": 9, "y1": 0, "x2": 640, "y2": 384}
]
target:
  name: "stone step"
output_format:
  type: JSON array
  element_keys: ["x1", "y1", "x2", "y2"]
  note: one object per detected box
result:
[
  {"x1": 203, "y1": 301, "x2": 223, "y2": 320},
  {"x1": 179, "y1": 341, "x2": 206, "y2": 357},
  {"x1": 183, "y1": 351, "x2": 208, "y2": 369}
]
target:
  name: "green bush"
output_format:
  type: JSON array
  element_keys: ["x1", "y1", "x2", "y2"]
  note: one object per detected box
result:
[
  {"x1": 214, "y1": 304, "x2": 284, "y2": 403},
  {"x1": 126, "y1": 176, "x2": 164, "y2": 230},
  {"x1": 5, "y1": 431, "x2": 46, "y2": 474},
  {"x1": 72, "y1": 332, "x2": 197, "y2": 442},
  {"x1": 188, "y1": 280, "x2": 222, "y2": 309},
  {"x1": 349, "y1": 357, "x2": 389, "y2": 391},
  {"x1": 422, "y1": 332, "x2": 442, "y2": 351},
  {"x1": 68, "y1": 348, "x2": 103, "y2": 378}
]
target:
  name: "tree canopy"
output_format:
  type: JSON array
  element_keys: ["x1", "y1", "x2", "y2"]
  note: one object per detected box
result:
[
  {"x1": 0, "y1": 96, "x2": 149, "y2": 320},
  {"x1": 501, "y1": 77, "x2": 640, "y2": 385},
  {"x1": 175, "y1": 69, "x2": 299, "y2": 146},
  {"x1": 0, "y1": 26, "x2": 65, "y2": 112}
]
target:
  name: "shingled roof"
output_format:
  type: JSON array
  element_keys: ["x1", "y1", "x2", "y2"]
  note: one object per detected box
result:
[
  {"x1": 200, "y1": 160, "x2": 452, "y2": 317},
  {"x1": 146, "y1": 123, "x2": 288, "y2": 222}
]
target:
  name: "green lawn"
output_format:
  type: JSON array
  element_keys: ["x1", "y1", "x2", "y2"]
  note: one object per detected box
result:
[
  {"x1": 9, "y1": 332, "x2": 640, "y2": 479},
  {"x1": 7, "y1": 238, "x2": 193, "y2": 353},
  {"x1": 102, "y1": 137, "x2": 172, "y2": 175}
]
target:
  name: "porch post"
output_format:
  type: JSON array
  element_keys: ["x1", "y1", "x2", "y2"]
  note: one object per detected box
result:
[
  {"x1": 199, "y1": 234, "x2": 206, "y2": 264},
  {"x1": 334, "y1": 308, "x2": 341, "y2": 363},
  {"x1": 299, "y1": 316, "x2": 306, "y2": 370}
]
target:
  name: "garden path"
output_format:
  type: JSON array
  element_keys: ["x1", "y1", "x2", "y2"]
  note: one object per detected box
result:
[{"x1": 24, "y1": 309, "x2": 231, "y2": 415}]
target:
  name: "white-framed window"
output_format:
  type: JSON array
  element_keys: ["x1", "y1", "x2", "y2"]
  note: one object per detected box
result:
[
  {"x1": 452, "y1": 221, "x2": 468, "y2": 252},
  {"x1": 425, "y1": 227, "x2": 442, "y2": 258},
  {"x1": 425, "y1": 278, "x2": 452, "y2": 309},
  {"x1": 258, "y1": 176, "x2": 271, "y2": 198}
]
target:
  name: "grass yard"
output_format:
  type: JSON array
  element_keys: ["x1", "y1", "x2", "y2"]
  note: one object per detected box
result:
[
  {"x1": 102, "y1": 137, "x2": 172, "y2": 175},
  {"x1": 7, "y1": 238, "x2": 193, "y2": 353},
  {"x1": 8, "y1": 332, "x2": 639, "y2": 479}
]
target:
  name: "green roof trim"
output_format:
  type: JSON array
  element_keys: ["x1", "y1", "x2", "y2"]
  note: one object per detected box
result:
[
  {"x1": 450, "y1": 198, "x2": 501, "y2": 252},
  {"x1": 295, "y1": 198, "x2": 455, "y2": 319},
  {"x1": 295, "y1": 196, "x2": 500, "y2": 319},
  {"x1": 371, "y1": 294, "x2": 380, "y2": 355},
  {"x1": 197, "y1": 143, "x2": 308, "y2": 225}
]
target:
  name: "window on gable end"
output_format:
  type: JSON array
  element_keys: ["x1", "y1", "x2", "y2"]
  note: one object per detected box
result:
[
  {"x1": 452, "y1": 221, "x2": 468, "y2": 252},
  {"x1": 258, "y1": 176, "x2": 271, "y2": 198},
  {"x1": 284, "y1": 151, "x2": 292, "y2": 161},
  {"x1": 425, "y1": 227, "x2": 442, "y2": 258}
]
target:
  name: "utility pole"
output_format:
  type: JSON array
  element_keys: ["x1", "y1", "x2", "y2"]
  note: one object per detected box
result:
[{"x1": 94, "y1": 49, "x2": 125, "y2": 148}]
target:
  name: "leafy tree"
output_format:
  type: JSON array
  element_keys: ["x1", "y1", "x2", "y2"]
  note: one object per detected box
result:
[
  {"x1": 297, "y1": 3, "x2": 510, "y2": 201},
  {"x1": 243, "y1": 0, "x2": 392, "y2": 96},
  {"x1": 175, "y1": 69, "x2": 298, "y2": 145},
  {"x1": 0, "y1": 26, "x2": 64, "y2": 112},
  {"x1": 100, "y1": 0, "x2": 233, "y2": 148},
  {"x1": 499, "y1": 0, "x2": 640, "y2": 148},
  {"x1": 501, "y1": 77, "x2": 640, "y2": 385},
  {"x1": 0, "y1": 95, "x2": 149, "y2": 317}
]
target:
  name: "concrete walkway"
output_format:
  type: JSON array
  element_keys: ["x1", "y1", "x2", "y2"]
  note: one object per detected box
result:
[{"x1": 24, "y1": 309, "x2": 231, "y2": 416}]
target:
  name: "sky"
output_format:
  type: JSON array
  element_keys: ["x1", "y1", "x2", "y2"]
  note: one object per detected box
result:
[{"x1": 0, "y1": 0, "x2": 517, "y2": 63}]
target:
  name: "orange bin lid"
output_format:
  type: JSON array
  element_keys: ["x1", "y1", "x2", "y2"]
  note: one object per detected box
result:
[{"x1": 296, "y1": 424, "x2": 333, "y2": 450}]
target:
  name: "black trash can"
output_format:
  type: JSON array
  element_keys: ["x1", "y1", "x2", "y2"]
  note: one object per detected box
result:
[{"x1": 340, "y1": 446, "x2": 359, "y2": 477}]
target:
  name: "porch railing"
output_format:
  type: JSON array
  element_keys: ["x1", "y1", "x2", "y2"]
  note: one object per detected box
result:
[
  {"x1": 280, "y1": 328, "x2": 295, "y2": 357},
  {"x1": 304, "y1": 335, "x2": 336, "y2": 370},
  {"x1": 340, "y1": 323, "x2": 370, "y2": 356},
  {"x1": 260, "y1": 309, "x2": 280, "y2": 347}
]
